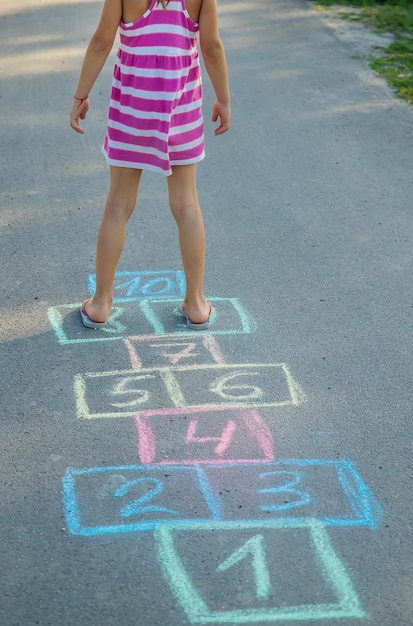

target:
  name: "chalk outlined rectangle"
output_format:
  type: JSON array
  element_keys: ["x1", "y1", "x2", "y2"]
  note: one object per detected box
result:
[
  {"x1": 123, "y1": 334, "x2": 226, "y2": 370},
  {"x1": 155, "y1": 519, "x2": 366, "y2": 623},
  {"x1": 141, "y1": 297, "x2": 257, "y2": 335},
  {"x1": 134, "y1": 407, "x2": 275, "y2": 465},
  {"x1": 47, "y1": 303, "x2": 126, "y2": 345},
  {"x1": 88, "y1": 270, "x2": 186, "y2": 302},
  {"x1": 74, "y1": 363, "x2": 305, "y2": 419},
  {"x1": 62, "y1": 464, "x2": 222, "y2": 537},
  {"x1": 203, "y1": 458, "x2": 382, "y2": 529}
]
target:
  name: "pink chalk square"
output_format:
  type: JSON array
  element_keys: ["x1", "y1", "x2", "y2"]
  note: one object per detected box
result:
[
  {"x1": 123, "y1": 334, "x2": 225, "y2": 370},
  {"x1": 134, "y1": 407, "x2": 274, "y2": 465}
]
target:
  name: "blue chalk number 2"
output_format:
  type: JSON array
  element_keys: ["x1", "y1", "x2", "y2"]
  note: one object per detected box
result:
[{"x1": 114, "y1": 477, "x2": 179, "y2": 518}]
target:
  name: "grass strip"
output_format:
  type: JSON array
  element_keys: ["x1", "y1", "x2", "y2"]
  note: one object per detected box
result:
[{"x1": 315, "y1": 0, "x2": 413, "y2": 105}]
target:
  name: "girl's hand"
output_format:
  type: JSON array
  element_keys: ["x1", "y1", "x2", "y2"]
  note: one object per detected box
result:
[
  {"x1": 70, "y1": 97, "x2": 89, "y2": 134},
  {"x1": 212, "y1": 100, "x2": 231, "y2": 136}
]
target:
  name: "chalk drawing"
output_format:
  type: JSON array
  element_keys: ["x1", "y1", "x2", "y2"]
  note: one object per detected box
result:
[
  {"x1": 48, "y1": 297, "x2": 256, "y2": 344},
  {"x1": 134, "y1": 407, "x2": 274, "y2": 465},
  {"x1": 281, "y1": 458, "x2": 382, "y2": 528},
  {"x1": 123, "y1": 334, "x2": 225, "y2": 369},
  {"x1": 216, "y1": 534, "x2": 271, "y2": 600},
  {"x1": 155, "y1": 519, "x2": 366, "y2": 623},
  {"x1": 51, "y1": 270, "x2": 379, "y2": 622},
  {"x1": 205, "y1": 459, "x2": 382, "y2": 528},
  {"x1": 258, "y1": 470, "x2": 312, "y2": 512},
  {"x1": 62, "y1": 459, "x2": 382, "y2": 536},
  {"x1": 185, "y1": 418, "x2": 237, "y2": 456},
  {"x1": 140, "y1": 297, "x2": 256, "y2": 335},
  {"x1": 114, "y1": 477, "x2": 179, "y2": 517},
  {"x1": 62, "y1": 464, "x2": 222, "y2": 536},
  {"x1": 74, "y1": 363, "x2": 305, "y2": 419},
  {"x1": 110, "y1": 374, "x2": 155, "y2": 408},
  {"x1": 88, "y1": 270, "x2": 186, "y2": 302},
  {"x1": 47, "y1": 304, "x2": 128, "y2": 345}
]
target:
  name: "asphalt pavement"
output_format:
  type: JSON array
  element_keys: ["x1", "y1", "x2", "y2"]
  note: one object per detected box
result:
[{"x1": 1, "y1": 0, "x2": 413, "y2": 624}]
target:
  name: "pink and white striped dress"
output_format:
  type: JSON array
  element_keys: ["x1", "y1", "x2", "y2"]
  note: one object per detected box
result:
[{"x1": 102, "y1": 0, "x2": 205, "y2": 176}]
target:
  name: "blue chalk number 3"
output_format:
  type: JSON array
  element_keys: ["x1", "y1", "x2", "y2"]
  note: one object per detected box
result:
[{"x1": 258, "y1": 471, "x2": 312, "y2": 512}]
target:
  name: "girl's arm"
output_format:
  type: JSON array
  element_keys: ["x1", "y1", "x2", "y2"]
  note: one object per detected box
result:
[
  {"x1": 198, "y1": 0, "x2": 231, "y2": 135},
  {"x1": 70, "y1": 0, "x2": 122, "y2": 134}
]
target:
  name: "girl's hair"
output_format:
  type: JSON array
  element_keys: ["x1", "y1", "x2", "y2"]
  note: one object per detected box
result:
[{"x1": 157, "y1": 0, "x2": 170, "y2": 7}]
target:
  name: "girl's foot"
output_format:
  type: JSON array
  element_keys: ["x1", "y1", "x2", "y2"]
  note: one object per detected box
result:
[
  {"x1": 80, "y1": 298, "x2": 111, "y2": 328},
  {"x1": 179, "y1": 301, "x2": 212, "y2": 329}
]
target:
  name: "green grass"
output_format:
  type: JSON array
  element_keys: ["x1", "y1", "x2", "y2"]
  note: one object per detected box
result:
[{"x1": 315, "y1": 1, "x2": 413, "y2": 104}]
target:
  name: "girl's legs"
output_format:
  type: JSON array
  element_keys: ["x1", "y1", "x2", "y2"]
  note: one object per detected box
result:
[
  {"x1": 84, "y1": 165, "x2": 142, "y2": 323},
  {"x1": 167, "y1": 163, "x2": 210, "y2": 324}
]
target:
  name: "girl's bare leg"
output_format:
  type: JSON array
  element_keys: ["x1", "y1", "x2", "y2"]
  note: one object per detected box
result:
[
  {"x1": 167, "y1": 163, "x2": 210, "y2": 324},
  {"x1": 84, "y1": 166, "x2": 142, "y2": 322}
]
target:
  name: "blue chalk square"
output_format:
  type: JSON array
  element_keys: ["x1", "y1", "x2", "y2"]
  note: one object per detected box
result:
[
  {"x1": 88, "y1": 270, "x2": 186, "y2": 302},
  {"x1": 62, "y1": 465, "x2": 218, "y2": 536},
  {"x1": 124, "y1": 334, "x2": 226, "y2": 369},
  {"x1": 155, "y1": 519, "x2": 365, "y2": 623},
  {"x1": 140, "y1": 297, "x2": 257, "y2": 335},
  {"x1": 204, "y1": 459, "x2": 382, "y2": 528}
]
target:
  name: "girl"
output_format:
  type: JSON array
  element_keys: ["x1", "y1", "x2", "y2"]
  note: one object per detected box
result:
[{"x1": 69, "y1": 0, "x2": 230, "y2": 329}]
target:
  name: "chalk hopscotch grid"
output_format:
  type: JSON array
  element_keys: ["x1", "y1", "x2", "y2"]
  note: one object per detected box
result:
[{"x1": 53, "y1": 269, "x2": 382, "y2": 622}]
